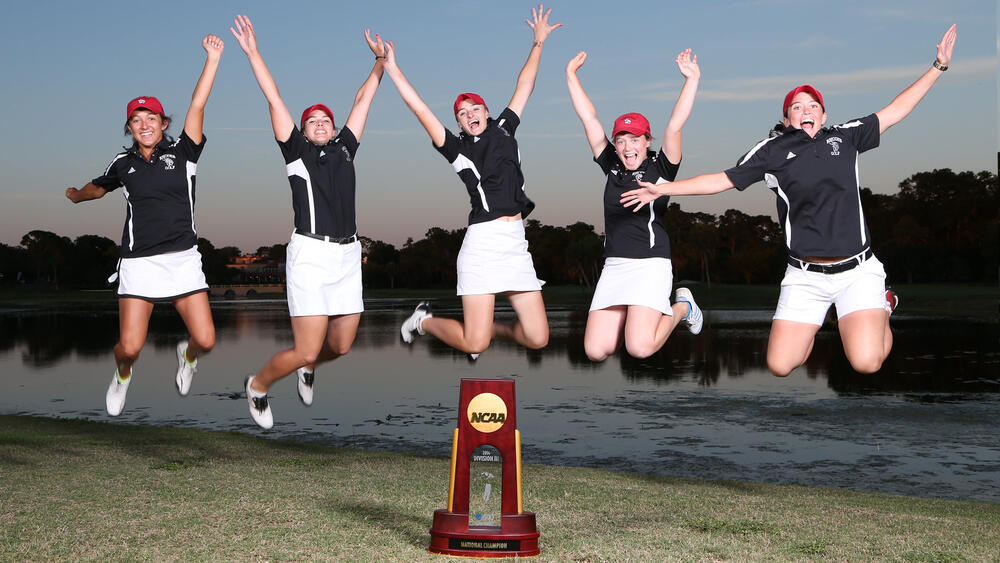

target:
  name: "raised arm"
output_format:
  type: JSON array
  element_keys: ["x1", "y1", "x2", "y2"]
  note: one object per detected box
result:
[
  {"x1": 661, "y1": 49, "x2": 700, "y2": 164},
  {"x1": 65, "y1": 183, "x2": 108, "y2": 204},
  {"x1": 565, "y1": 52, "x2": 609, "y2": 158},
  {"x1": 507, "y1": 4, "x2": 562, "y2": 117},
  {"x1": 381, "y1": 40, "x2": 447, "y2": 147},
  {"x1": 620, "y1": 173, "x2": 735, "y2": 212},
  {"x1": 183, "y1": 34, "x2": 224, "y2": 145},
  {"x1": 342, "y1": 30, "x2": 386, "y2": 142},
  {"x1": 231, "y1": 14, "x2": 295, "y2": 142},
  {"x1": 875, "y1": 24, "x2": 956, "y2": 134}
]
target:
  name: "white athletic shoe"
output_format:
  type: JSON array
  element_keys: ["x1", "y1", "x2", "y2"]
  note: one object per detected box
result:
[
  {"x1": 175, "y1": 341, "x2": 197, "y2": 396},
  {"x1": 468, "y1": 353, "x2": 480, "y2": 362},
  {"x1": 106, "y1": 370, "x2": 131, "y2": 416},
  {"x1": 296, "y1": 367, "x2": 314, "y2": 406},
  {"x1": 675, "y1": 288, "x2": 704, "y2": 335},
  {"x1": 400, "y1": 302, "x2": 432, "y2": 344},
  {"x1": 244, "y1": 375, "x2": 273, "y2": 430}
]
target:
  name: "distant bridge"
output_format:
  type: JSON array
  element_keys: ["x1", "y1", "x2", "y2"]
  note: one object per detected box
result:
[{"x1": 209, "y1": 284, "x2": 285, "y2": 298}]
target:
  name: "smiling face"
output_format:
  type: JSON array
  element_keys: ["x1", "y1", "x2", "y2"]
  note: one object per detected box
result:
[
  {"x1": 613, "y1": 133, "x2": 651, "y2": 171},
  {"x1": 127, "y1": 110, "x2": 168, "y2": 150},
  {"x1": 302, "y1": 109, "x2": 336, "y2": 145},
  {"x1": 455, "y1": 99, "x2": 489, "y2": 136},
  {"x1": 783, "y1": 92, "x2": 827, "y2": 138}
]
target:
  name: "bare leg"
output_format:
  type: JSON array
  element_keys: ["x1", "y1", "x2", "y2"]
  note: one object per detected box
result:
[
  {"x1": 173, "y1": 291, "x2": 216, "y2": 360},
  {"x1": 623, "y1": 302, "x2": 688, "y2": 359},
  {"x1": 838, "y1": 308, "x2": 892, "y2": 374},
  {"x1": 420, "y1": 294, "x2": 496, "y2": 354},
  {"x1": 492, "y1": 290, "x2": 548, "y2": 349},
  {"x1": 314, "y1": 313, "x2": 361, "y2": 365},
  {"x1": 250, "y1": 315, "x2": 328, "y2": 393},
  {"x1": 766, "y1": 319, "x2": 822, "y2": 377},
  {"x1": 583, "y1": 307, "x2": 627, "y2": 362},
  {"x1": 114, "y1": 298, "x2": 154, "y2": 377}
]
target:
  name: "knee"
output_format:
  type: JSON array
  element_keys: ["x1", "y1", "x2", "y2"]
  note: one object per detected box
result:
[
  {"x1": 117, "y1": 340, "x2": 144, "y2": 362},
  {"x1": 767, "y1": 358, "x2": 795, "y2": 378},
  {"x1": 524, "y1": 331, "x2": 548, "y2": 350},
  {"x1": 584, "y1": 343, "x2": 610, "y2": 363},
  {"x1": 466, "y1": 337, "x2": 491, "y2": 355},
  {"x1": 849, "y1": 354, "x2": 884, "y2": 375},
  {"x1": 298, "y1": 350, "x2": 320, "y2": 366},
  {"x1": 329, "y1": 341, "x2": 353, "y2": 356},
  {"x1": 192, "y1": 332, "x2": 215, "y2": 354},
  {"x1": 625, "y1": 339, "x2": 656, "y2": 359}
]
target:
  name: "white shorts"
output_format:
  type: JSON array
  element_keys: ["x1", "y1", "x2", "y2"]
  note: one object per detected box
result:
[
  {"x1": 117, "y1": 246, "x2": 208, "y2": 300},
  {"x1": 456, "y1": 219, "x2": 544, "y2": 295},
  {"x1": 774, "y1": 254, "x2": 887, "y2": 326},
  {"x1": 285, "y1": 233, "x2": 363, "y2": 317},
  {"x1": 589, "y1": 257, "x2": 673, "y2": 314}
]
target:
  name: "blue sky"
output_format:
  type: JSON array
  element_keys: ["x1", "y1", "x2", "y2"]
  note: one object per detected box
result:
[{"x1": 0, "y1": 0, "x2": 995, "y2": 251}]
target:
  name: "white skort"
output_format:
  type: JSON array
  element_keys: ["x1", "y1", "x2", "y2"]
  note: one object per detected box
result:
[
  {"x1": 589, "y1": 257, "x2": 674, "y2": 315},
  {"x1": 117, "y1": 245, "x2": 208, "y2": 300},
  {"x1": 456, "y1": 219, "x2": 544, "y2": 295},
  {"x1": 285, "y1": 232, "x2": 363, "y2": 317},
  {"x1": 774, "y1": 253, "x2": 887, "y2": 326}
]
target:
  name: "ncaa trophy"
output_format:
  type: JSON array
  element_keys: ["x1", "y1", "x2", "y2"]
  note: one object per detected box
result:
[{"x1": 428, "y1": 378, "x2": 540, "y2": 557}]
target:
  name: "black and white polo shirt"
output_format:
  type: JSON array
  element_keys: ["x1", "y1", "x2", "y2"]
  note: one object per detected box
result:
[
  {"x1": 92, "y1": 131, "x2": 205, "y2": 259},
  {"x1": 595, "y1": 144, "x2": 680, "y2": 259},
  {"x1": 277, "y1": 125, "x2": 359, "y2": 239},
  {"x1": 724, "y1": 113, "x2": 880, "y2": 259},
  {"x1": 435, "y1": 107, "x2": 535, "y2": 225}
]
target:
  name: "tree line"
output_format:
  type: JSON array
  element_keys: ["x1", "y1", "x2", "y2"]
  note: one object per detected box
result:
[{"x1": 3, "y1": 168, "x2": 995, "y2": 289}]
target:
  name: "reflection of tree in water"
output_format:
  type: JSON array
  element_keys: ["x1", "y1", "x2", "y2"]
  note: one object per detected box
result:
[
  {"x1": 3, "y1": 310, "x2": 119, "y2": 366},
  {"x1": 7, "y1": 308, "x2": 997, "y2": 395},
  {"x1": 825, "y1": 322, "x2": 1000, "y2": 395}
]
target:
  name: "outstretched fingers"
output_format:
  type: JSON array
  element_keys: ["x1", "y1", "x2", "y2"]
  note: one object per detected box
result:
[
  {"x1": 936, "y1": 23, "x2": 957, "y2": 66},
  {"x1": 230, "y1": 14, "x2": 257, "y2": 54}
]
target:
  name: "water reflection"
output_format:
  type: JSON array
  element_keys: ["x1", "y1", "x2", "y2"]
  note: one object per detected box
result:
[{"x1": 1, "y1": 301, "x2": 998, "y2": 503}]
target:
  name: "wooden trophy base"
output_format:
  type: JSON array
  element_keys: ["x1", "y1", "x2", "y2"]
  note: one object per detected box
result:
[{"x1": 428, "y1": 509, "x2": 540, "y2": 557}]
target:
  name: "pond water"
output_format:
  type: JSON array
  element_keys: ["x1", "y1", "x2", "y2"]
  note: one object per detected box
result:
[{"x1": 2, "y1": 299, "x2": 998, "y2": 503}]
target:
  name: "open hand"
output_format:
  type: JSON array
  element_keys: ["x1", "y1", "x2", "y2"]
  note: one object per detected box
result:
[{"x1": 527, "y1": 4, "x2": 562, "y2": 44}]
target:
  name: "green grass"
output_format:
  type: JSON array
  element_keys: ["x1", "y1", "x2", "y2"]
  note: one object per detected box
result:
[{"x1": 1, "y1": 415, "x2": 997, "y2": 562}]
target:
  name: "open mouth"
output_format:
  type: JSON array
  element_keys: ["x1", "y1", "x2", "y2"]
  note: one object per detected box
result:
[{"x1": 801, "y1": 118, "x2": 815, "y2": 133}]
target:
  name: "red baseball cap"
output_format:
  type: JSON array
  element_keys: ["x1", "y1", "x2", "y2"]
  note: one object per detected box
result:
[
  {"x1": 612, "y1": 112, "x2": 651, "y2": 138},
  {"x1": 782, "y1": 85, "x2": 824, "y2": 116},
  {"x1": 453, "y1": 92, "x2": 488, "y2": 115},
  {"x1": 126, "y1": 96, "x2": 164, "y2": 119},
  {"x1": 300, "y1": 104, "x2": 335, "y2": 129}
]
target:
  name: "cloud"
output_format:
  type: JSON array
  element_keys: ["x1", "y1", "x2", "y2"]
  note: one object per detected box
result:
[{"x1": 631, "y1": 56, "x2": 997, "y2": 103}]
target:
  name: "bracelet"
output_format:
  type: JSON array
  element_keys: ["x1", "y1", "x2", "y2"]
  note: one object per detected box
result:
[
  {"x1": 375, "y1": 55, "x2": 385, "y2": 60},
  {"x1": 932, "y1": 60, "x2": 948, "y2": 71}
]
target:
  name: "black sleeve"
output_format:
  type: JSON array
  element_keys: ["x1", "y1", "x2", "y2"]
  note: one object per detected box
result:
[
  {"x1": 434, "y1": 128, "x2": 461, "y2": 163},
  {"x1": 836, "y1": 113, "x2": 881, "y2": 153},
  {"x1": 336, "y1": 126, "x2": 360, "y2": 159},
  {"x1": 174, "y1": 130, "x2": 206, "y2": 163},
  {"x1": 723, "y1": 137, "x2": 774, "y2": 191},
  {"x1": 593, "y1": 143, "x2": 618, "y2": 175},
  {"x1": 91, "y1": 152, "x2": 128, "y2": 191},
  {"x1": 650, "y1": 149, "x2": 680, "y2": 182},
  {"x1": 496, "y1": 107, "x2": 520, "y2": 135},
  {"x1": 277, "y1": 126, "x2": 309, "y2": 164}
]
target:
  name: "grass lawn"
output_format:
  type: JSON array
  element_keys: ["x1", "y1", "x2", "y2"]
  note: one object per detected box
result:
[{"x1": 2, "y1": 415, "x2": 997, "y2": 561}]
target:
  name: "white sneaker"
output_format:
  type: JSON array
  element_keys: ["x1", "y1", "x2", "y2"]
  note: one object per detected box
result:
[
  {"x1": 175, "y1": 341, "x2": 197, "y2": 396},
  {"x1": 244, "y1": 375, "x2": 273, "y2": 429},
  {"x1": 296, "y1": 367, "x2": 314, "y2": 406},
  {"x1": 400, "y1": 302, "x2": 432, "y2": 344},
  {"x1": 106, "y1": 370, "x2": 131, "y2": 416},
  {"x1": 674, "y1": 288, "x2": 703, "y2": 335},
  {"x1": 468, "y1": 353, "x2": 480, "y2": 362}
]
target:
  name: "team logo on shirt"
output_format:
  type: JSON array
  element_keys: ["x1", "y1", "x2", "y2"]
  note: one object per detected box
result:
[
  {"x1": 826, "y1": 137, "x2": 842, "y2": 156},
  {"x1": 159, "y1": 154, "x2": 176, "y2": 170},
  {"x1": 340, "y1": 146, "x2": 351, "y2": 162}
]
